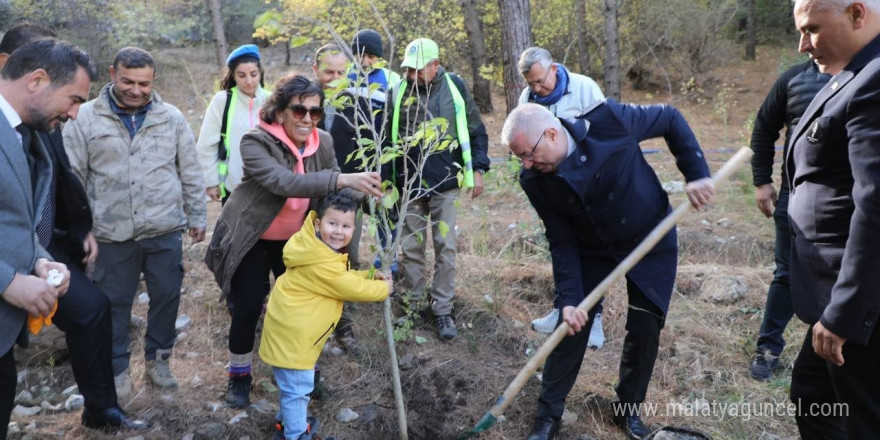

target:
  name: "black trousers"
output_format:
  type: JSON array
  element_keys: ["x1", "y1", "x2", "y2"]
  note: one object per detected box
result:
[
  {"x1": 791, "y1": 324, "x2": 880, "y2": 439},
  {"x1": 756, "y1": 188, "x2": 793, "y2": 355},
  {"x1": 53, "y1": 264, "x2": 117, "y2": 412},
  {"x1": 228, "y1": 239, "x2": 286, "y2": 355},
  {"x1": 1, "y1": 347, "x2": 15, "y2": 440},
  {"x1": 536, "y1": 278, "x2": 664, "y2": 419}
]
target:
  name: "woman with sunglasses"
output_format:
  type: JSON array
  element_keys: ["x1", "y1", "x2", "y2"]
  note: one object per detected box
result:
[
  {"x1": 197, "y1": 44, "x2": 272, "y2": 204},
  {"x1": 205, "y1": 74, "x2": 383, "y2": 409}
]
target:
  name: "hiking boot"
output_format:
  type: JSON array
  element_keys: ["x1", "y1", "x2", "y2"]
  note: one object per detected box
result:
[
  {"x1": 613, "y1": 414, "x2": 651, "y2": 440},
  {"x1": 531, "y1": 308, "x2": 559, "y2": 334},
  {"x1": 276, "y1": 416, "x2": 321, "y2": 440},
  {"x1": 144, "y1": 359, "x2": 178, "y2": 390},
  {"x1": 335, "y1": 327, "x2": 362, "y2": 356},
  {"x1": 114, "y1": 369, "x2": 132, "y2": 399},
  {"x1": 587, "y1": 312, "x2": 605, "y2": 349},
  {"x1": 525, "y1": 416, "x2": 560, "y2": 440},
  {"x1": 750, "y1": 350, "x2": 781, "y2": 381},
  {"x1": 226, "y1": 374, "x2": 252, "y2": 408},
  {"x1": 436, "y1": 314, "x2": 458, "y2": 341}
]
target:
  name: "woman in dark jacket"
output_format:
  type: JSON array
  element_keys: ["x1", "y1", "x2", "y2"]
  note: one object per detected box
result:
[{"x1": 205, "y1": 74, "x2": 382, "y2": 408}]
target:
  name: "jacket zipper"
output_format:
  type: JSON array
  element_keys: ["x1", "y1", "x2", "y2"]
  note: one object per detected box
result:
[{"x1": 313, "y1": 322, "x2": 336, "y2": 346}]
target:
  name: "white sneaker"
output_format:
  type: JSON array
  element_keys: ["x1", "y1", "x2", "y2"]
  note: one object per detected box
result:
[
  {"x1": 588, "y1": 313, "x2": 605, "y2": 349},
  {"x1": 531, "y1": 308, "x2": 559, "y2": 334},
  {"x1": 114, "y1": 369, "x2": 132, "y2": 399}
]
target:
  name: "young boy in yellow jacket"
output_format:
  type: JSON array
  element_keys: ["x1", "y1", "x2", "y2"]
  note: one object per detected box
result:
[{"x1": 260, "y1": 192, "x2": 392, "y2": 440}]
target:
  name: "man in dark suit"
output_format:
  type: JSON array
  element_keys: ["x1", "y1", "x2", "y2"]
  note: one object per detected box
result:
[
  {"x1": 501, "y1": 102, "x2": 714, "y2": 440},
  {"x1": 0, "y1": 24, "x2": 146, "y2": 431},
  {"x1": 0, "y1": 37, "x2": 85, "y2": 440},
  {"x1": 786, "y1": 1, "x2": 880, "y2": 438}
]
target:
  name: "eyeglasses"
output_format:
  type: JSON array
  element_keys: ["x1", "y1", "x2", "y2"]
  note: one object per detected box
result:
[
  {"x1": 288, "y1": 104, "x2": 324, "y2": 121},
  {"x1": 517, "y1": 130, "x2": 545, "y2": 162},
  {"x1": 526, "y1": 65, "x2": 553, "y2": 87}
]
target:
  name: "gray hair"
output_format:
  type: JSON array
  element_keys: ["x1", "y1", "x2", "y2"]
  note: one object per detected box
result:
[
  {"x1": 793, "y1": 0, "x2": 880, "y2": 13},
  {"x1": 517, "y1": 47, "x2": 553, "y2": 75},
  {"x1": 501, "y1": 103, "x2": 561, "y2": 149}
]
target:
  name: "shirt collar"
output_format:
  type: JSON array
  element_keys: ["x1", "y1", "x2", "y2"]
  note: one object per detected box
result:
[{"x1": 0, "y1": 92, "x2": 23, "y2": 131}]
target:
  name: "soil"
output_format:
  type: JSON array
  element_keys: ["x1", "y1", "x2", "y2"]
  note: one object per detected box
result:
[{"x1": 9, "y1": 43, "x2": 805, "y2": 440}]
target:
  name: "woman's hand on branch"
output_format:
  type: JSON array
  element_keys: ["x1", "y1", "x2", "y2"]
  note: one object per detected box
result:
[{"x1": 338, "y1": 172, "x2": 383, "y2": 198}]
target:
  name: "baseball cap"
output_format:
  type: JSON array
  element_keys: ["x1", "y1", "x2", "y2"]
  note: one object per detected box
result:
[{"x1": 401, "y1": 38, "x2": 438, "y2": 70}]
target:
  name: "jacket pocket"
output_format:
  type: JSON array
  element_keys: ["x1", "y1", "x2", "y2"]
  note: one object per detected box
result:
[{"x1": 313, "y1": 322, "x2": 336, "y2": 346}]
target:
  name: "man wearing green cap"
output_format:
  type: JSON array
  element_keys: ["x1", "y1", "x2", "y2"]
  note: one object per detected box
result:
[{"x1": 386, "y1": 37, "x2": 490, "y2": 341}]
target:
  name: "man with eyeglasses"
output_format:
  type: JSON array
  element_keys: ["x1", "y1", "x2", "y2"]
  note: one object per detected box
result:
[
  {"x1": 63, "y1": 47, "x2": 206, "y2": 399},
  {"x1": 501, "y1": 102, "x2": 713, "y2": 440},
  {"x1": 517, "y1": 46, "x2": 607, "y2": 347}
]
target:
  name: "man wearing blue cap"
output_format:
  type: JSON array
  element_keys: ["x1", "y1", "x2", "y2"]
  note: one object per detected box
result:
[{"x1": 386, "y1": 38, "x2": 490, "y2": 341}]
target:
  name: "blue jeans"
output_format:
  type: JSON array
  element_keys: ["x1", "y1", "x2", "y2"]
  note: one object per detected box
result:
[
  {"x1": 274, "y1": 367, "x2": 314, "y2": 440},
  {"x1": 756, "y1": 188, "x2": 794, "y2": 355}
]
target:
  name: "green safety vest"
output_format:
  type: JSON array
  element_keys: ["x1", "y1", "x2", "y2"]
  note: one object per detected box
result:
[
  {"x1": 217, "y1": 86, "x2": 270, "y2": 197},
  {"x1": 391, "y1": 73, "x2": 474, "y2": 188}
]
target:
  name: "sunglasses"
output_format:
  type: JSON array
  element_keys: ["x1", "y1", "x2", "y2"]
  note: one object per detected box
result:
[{"x1": 288, "y1": 104, "x2": 324, "y2": 120}]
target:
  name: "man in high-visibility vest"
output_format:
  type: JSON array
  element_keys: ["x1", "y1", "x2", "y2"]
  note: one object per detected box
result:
[{"x1": 387, "y1": 38, "x2": 490, "y2": 341}]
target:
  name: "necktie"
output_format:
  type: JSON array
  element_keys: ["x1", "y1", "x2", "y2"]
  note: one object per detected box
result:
[{"x1": 16, "y1": 125, "x2": 55, "y2": 250}]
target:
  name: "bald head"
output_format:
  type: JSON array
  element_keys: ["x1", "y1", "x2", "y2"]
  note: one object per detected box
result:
[{"x1": 502, "y1": 103, "x2": 569, "y2": 173}]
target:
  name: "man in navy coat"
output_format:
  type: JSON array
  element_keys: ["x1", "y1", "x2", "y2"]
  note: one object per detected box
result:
[
  {"x1": 501, "y1": 102, "x2": 714, "y2": 440},
  {"x1": 786, "y1": 1, "x2": 880, "y2": 438}
]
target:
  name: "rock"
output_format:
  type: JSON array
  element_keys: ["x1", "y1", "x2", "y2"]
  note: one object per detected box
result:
[
  {"x1": 137, "y1": 292, "x2": 150, "y2": 304},
  {"x1": 191, "y1": 375, "x2": 203, "y2": 388},
  {"x1": 205, "y1": 402, "x2": 223, "y2": 412},
  {"x1": 716, "y1": 217, "x2": 732, "y2": 228},
  {"x1": 662, "y1": 180, "x2": 685, "y2": 194},
  {"x1": 525, "y1": 347, "x2": 536, "y2": 357},
  {"x1": 160, "y1": 394, "x2": 175, "y2": 403},
  {"x1": 175, "y1": 314, "x2": 191, "y2": 332},
  {"x1": 14, "y1": 390, "x2": 34, "y2": 405},
  {"x1": 357, "y1": 404, "x2": 379, "y2": 425},
  {"x1": 25, "y1": 421, "x2": 36, "y2": 431},
  {"x1": 12, "y1": 405, "x2": 41, "y2": 417},
  {"x1": 16, "y1": 369, "x2": 29, "y2": 384},
  {"x1": 561, "y1": 409, "x2": 578, "y2": 425},
  {"x1": 7, "y1": 422, "x2": 19, "y2": 435},
  {"x1": 191, "y1": 289, "x2": 205, "y2": 299},
  {"x1": 398, "y1": 353, "x2": 416, "y2": 370},
  {"x1": 577, "y1": 435, "x2": 599, "y2": 440},
  {"x1": 482, "y1": 294, "x2": 494, "y2": 305},
  {"x1": 249, "y1": 399, "x2": 278, "y2": 415},
  {"x1": 61, "y1": 385, "x2": 79, "y2": 396},
  {"x1": 40, "y1": 400, "x2": 62, "y2": 412},
  {"x1": 182, "y1": 434, "x2": 194, "y2": 440},
  {"x1": 124, "y1": 436, "x2": 145, "y2": 440},
  {"x1": 64, "y1": 394, "x2": 84, "y2": 412},
  {"x1": 185, "y1": 351, "x2": 199, "y2": 359},
  {"x1": 176, "y1": 331, "x2": 188, "y2": 343},
  {"x1": 512, "y1": 320, "x2": 525, "y2": 329},
  {"x1": 701, "y1": 275, "x2": 748, "y2": 304},
  {"x1": 228, "y1": 411, "x2": 248, "y2": 424},
  {"x1": 195, "y1": 422, "x2": 226, "y2": 440},
  {"x1": 335, "y1": 407, "x2": 359, "y2": 423},
  {"x1": 699, "y1": 219, "x2": 711, "y2": 227},
  {"x1": 330, "y1": 347, "x2": 343, "y2": 356},
  {"x1": 130, "y1": 314, "x2": 146, "y2": 330}
]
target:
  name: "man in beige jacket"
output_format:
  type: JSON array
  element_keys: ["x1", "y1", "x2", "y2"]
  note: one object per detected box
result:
[{"x1": 63, "y1": 47, "x2": 206, "y2": 399}]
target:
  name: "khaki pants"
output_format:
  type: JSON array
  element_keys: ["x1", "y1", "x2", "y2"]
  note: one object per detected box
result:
[{"x1": 399, "y1": 188, "x2": 458, "y2": 316}]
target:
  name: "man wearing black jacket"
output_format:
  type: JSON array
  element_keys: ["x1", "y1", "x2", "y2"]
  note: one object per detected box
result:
[
  {"x1": 748, "y1": 60, "x2": 829, "y2": 381},
  {"x1": 0, "y1": 23, "x2": 145, "y2": 431}
]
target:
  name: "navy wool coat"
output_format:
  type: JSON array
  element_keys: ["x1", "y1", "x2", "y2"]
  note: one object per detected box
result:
[{"x1": 520, "y1": 99, "x2": 710, "y2": 313}]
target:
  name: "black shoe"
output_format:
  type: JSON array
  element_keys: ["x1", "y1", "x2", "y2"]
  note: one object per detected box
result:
[
  {"x1": 525, "y1": 416, "x2": 560, "y2": 440},
  {"x1": 226, "y1": 374, "x2": 252, "y2": 408},
  {"x1": 750, "y1": 351, "x2": 781, "y2": 381},
  {"x1": 613, "y1": 414, "x2": 651, "y2": 440},
  {"x1": 81, "y1": 405, "x2": 148, "y2": 430},
  {"x1": 436, "y1": 314, "x2": 458, "y2": 341}
]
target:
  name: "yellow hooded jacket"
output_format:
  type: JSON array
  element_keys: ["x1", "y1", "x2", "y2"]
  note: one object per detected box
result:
[{"x1": 259, "y1": 211, "x2": 389, "y2": 370}]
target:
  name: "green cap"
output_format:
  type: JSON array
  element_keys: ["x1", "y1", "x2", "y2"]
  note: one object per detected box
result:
[{"x1": 401, "y1": 38, "x2": 439, "y2": 70}]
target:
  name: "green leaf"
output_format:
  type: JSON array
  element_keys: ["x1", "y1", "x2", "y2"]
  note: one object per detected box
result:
[
  {"x1": 415, "y1": 336, "x2": 427, "y2": 344},
  {"x1": 291, "y1": 35, "x2": 312, "y2": 48},
  {"x1": 438, "y1": 220, "x2": 450, "y2": 238},
  {"x1": 261, "y1": 381, "x2": 278, "y2": 393}
]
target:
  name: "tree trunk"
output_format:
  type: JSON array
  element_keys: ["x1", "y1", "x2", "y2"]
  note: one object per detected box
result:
[
  {"x1": 744, "y1": 0, "x2": 756, "y2": 60},
  {"x1": 603, "y1": 0, "x2": 621, "y2": 100},
  {"x1": 575, "y1": 0, "x2": 591, "y2": 75},
  {"x1": 207, "y1": 0, "x2": 228, "y2": 68},
  {"x1": 461, "y1": 0, "x2": 493, "y2": 113},
  {"x1": 498, "y1": 0, "x2": 532, "y2": 114}
]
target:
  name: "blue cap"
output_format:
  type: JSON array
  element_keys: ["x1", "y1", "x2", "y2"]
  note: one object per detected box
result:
[{"x1": 226, "y1": 44, "x2": 261, "y2": 66}]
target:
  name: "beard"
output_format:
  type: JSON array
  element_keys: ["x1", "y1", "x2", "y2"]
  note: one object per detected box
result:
[{"x1": 24, "y1": 98, "x2": 65, "y2": 134}]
